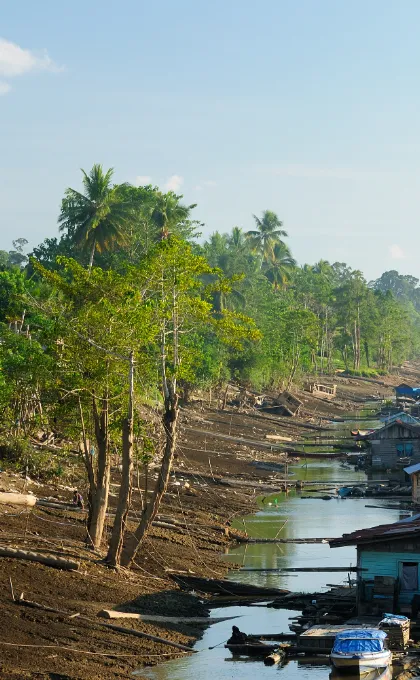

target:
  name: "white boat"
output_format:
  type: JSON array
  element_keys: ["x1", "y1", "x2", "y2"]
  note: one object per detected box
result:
[{"x1": 330, "y1": 629, "x2": 392, "y2": 675}]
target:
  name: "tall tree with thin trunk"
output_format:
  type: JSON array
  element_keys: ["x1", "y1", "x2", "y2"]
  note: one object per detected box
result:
[{"x1": 58, "y1": 164, "x2": 133, "y2": 268}]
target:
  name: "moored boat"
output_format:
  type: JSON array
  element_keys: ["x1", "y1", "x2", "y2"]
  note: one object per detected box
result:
[{"x1": 330, "y1": 629, "x2": 391, "y2": 675}]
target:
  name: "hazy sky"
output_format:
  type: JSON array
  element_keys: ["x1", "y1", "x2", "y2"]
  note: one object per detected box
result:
[{"x1": 1, "y1": 0, "x2": 420, "y2": 280}]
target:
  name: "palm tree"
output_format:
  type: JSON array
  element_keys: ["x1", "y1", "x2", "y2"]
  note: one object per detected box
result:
[
  {"x1": 246, "y1": 210, "x2": 288, "y2": 265},
  {"x1": 150, "y1": 193, "x2": 194, "y2": 240},
  {"x1": 263, "y1": 242, "x2": 296, "y2": 291},
  {"x1": 58, "y1": 164, "x2": 133, "y2": 269}
]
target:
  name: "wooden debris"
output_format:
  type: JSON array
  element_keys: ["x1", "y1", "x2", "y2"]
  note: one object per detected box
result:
[
  {"x1": 264, "y1": 651, "x2": 284, "y2": 666},
  {"x1": 99, "y1": 622, "x2": 196, "y2": 653},
  {"x1": 97, "y1": 610, "x2": 236, "y2": 624},
  {"x1": 170, "y1": 574, "x2": 289, "y2": 597},
  {"x1": 0, "y1": 492, "x2": 36, "y2": 507},
  {"x1": 0, "y1": 546, "x2": 79, "y2": 571}
]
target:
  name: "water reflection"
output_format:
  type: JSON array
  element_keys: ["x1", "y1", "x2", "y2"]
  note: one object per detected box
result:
[
  {"x1": 137, "y1": 415, "x2": 406, "y2": 680},
  {"x1": 330, "y1": 668, "x2": 392, "y2": 680}
]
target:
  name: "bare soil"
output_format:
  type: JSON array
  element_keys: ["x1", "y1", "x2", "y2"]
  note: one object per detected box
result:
[{"x1": 0, "y1": 365, "x2": 418, "y2": 679}]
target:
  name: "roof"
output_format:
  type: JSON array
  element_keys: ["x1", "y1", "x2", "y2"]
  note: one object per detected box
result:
[
  {"x1": 330, "y1": 516, "x2": 420, "y2": 548},
  {"x1": 363, "y1": 419, "x2": 420, "y2": 440},
  {"x1": 381, "y1": 412, "x2": 420, "y2": 425},
  {"x1": 404, "y1": 462, "x2": 420, "y2": 476}
]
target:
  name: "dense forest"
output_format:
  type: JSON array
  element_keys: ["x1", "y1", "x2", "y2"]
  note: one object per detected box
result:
[{"x1": 1, "y1": 164, "x2": 420, "y2": 566}]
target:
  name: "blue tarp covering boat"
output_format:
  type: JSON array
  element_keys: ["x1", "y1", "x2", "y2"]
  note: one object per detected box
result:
[
  {"x1": 333, "y1": 629, "x2": 387, "y2": 654},
  {"x1": 330, "y1": 629, "x2": 391, "y2": 673}
]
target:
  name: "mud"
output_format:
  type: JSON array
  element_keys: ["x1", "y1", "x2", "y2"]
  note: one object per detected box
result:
[{"x1": 0, "y1": 366, "x2": 416, "y2": 679}]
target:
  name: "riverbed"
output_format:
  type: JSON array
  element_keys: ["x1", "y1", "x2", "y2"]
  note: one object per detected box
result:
[{"x1": 140, "y1": 414, "x2": 403, "y2": 680}]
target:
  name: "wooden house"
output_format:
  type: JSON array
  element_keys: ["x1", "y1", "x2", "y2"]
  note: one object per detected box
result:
[
  {"x1": 380, "y1": 412, "x2": 420, "y2": 426},
  {"x1": 304, "y1": 382, "x2": 337, "y2": 400},
  {"x1": 361, "y1": 420, "x2": 420, "y2": 470},
  {"x1": 403, "y1": 462, "x2": 420, "y2": 505},
  {"x1": 330, "y1": 517, "x2": 420, "y2": 615},
  {"x1": 272, "y1": 391, "x2": 303, "y2": 417}
]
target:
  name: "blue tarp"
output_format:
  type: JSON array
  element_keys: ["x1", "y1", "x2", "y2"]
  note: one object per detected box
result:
[
  {"x1": 332, "y1": 629, "x2": 387, "y2": 655},
  {"x1": 396, "y1": 385, "x2": 420, "y2": 397}
]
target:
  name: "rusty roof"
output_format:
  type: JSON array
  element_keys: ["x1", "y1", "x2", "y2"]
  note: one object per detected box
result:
[{"x1": 330, "y1": 516, "x2": 420, "y2": 548}]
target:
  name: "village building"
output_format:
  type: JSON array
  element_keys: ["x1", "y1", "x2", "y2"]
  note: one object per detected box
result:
[
  {"x1": 395, "y1": 384, "x2": 420, "y2": 400},
  {"x1": 330, "y1": 517, "x2": 420, "y2": 616},
  {"x1": 404, "y1": 462, "x2": 420, "y2": 505},
  {"x1": 357, "y1": 420, "x2": 420, "y2": 470},
  {"x1": 304, "y1": 382, "x2": 337, "y2": 400},
  {"x1": 380, "y1": 412, "x2": 420, "y2": 426}
]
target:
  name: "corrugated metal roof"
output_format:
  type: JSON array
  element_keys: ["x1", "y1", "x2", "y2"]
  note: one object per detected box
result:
[
  {"x1": 330, "y1": 518, "x2": 420, "y2": 548},
  {"x1": 363, "y1": 419, "x2": 420, "y2": 440},
  {"x1": 403, "y1": 462, "x2": 420, "y2": 475}
]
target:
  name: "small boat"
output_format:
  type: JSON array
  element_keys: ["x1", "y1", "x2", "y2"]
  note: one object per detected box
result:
[
  {"x1": 224, "y1": 641, "x2": 278, "y2": 657},
  {"x1": 330, "y1": 629, "x2": 391, "y2": 675}
]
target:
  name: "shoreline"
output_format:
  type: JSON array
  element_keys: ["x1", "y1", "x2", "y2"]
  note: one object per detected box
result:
[{"x1": 0, "y1": 367, "x2": 417, "y2": 679}]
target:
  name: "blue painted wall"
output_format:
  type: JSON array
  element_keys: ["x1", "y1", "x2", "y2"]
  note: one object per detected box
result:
[{"x1": 360, "y1": 550, "x2": 420, "y2": 605}]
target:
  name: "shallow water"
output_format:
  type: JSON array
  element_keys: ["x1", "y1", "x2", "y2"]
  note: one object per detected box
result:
[{"x1": 139, "y1": 411, "x2": 401, "y2": 679}]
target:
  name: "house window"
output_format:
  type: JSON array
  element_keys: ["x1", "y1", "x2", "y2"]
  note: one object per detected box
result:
[
  {"x1": 400, "y1": 562, "x2": 419, "y2": 591},
  {"x1": 397, "y1": 442, "x2": 414, "y2": 457}
]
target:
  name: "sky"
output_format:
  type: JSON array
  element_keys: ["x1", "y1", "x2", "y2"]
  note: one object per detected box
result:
[{"x1": 1, "y1": 0, "x2": 420, "y2": 281}]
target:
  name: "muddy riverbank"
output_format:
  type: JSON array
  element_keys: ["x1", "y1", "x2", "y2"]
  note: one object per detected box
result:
[{"x1": 0, "y1": 367, "x2": 417, "y2": 679}]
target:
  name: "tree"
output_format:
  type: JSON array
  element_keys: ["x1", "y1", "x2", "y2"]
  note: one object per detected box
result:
[
  {"x1": 119, "y1": 237, "x2": 260, "y2": 567},
  {"x1": 263, "y1": 242, "x2": 296, "y2": 290},
  {"x1": 150, "y1": 192, "x2": 196, "y2": 241},
  {"x1": 58, "y1": 164, "x2": 135, "y2": 268},
  {"x1": 246, "y1": 210, "x2": 288, "y2": 265}
]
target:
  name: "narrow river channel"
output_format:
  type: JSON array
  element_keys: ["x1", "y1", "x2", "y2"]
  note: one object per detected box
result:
[{"x1": 140, "y1": 412, "x2": 404, "y2": 679}]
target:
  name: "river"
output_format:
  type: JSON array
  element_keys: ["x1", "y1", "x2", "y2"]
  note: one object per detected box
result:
[{"x1": 139, "y1": 412, "x2": 404, "y2": 679}]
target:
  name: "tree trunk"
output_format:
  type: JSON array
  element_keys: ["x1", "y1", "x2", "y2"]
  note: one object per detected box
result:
[
  {"x1": 78, "y1": 397, "x2": 96, "y2": 529},
  {"x1": 88, "y1": 394, "x2": 110, "y2": 550},
  {"x1": 120, "y1": 391, "x2": 179, "y2": 568},
  {"x1": 364, "y1": 340, "x2": 370, "y2": 368},
  {"x1": 89, "y1": 239, "x2": 96, "y2": 270},
  {"x1": 106, "y1": 353, "x2": 134, "y2": 567}
]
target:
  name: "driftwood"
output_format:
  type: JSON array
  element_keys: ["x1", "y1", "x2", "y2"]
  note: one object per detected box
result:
[
  {"x1": 99, "y1": 622, "x2": 196, "y2": 652},
  {"x1": 97, "y1": 609, "x2": 236, "y2": 624},
  {"x1": 0, "y1": 546, "x2": 79, "y2": 571},
  {"x1": 239, "y1": 566, "x2": 359, "y2": 573},
  {"x1": 15, "y1": 598, "x2": 195, "y2": 653},
  {"x1": 0, "y1": 492, "x2": 36, "y2": 507},
  {"x1": 264, "y1": 651, "x2": 284, "y2": 666},
  {"x1": 170, "y1": 574, "x2": 289, "y2": 597}
]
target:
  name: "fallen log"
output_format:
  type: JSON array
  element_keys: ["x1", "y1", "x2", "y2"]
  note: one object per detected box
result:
[
  {"x1": 170, "y1": 574, "x2": 289, "y2": 597},
  {"x1": 0, "y1": 492, "x2": 36, "y2": 507},
  {"x1": 97, "y1": 610, "x2": 236, "y2": 624},
  {"x1": 15, "y1": 598, "x2": 195, "y2": 653},
  {"x1": 0, "y1": 546, "x2": 79, "y2": 570},
  {"x1": 99, "y1": 622, "x2": 196, "y2": 652},
  {"x1": 241, "y1": 537, "x2": 334, "y2": 544},
  {"x1": 239, "y1": 566, "x2": 360, "y2": 573},
  {"x1": 264, "y1": 651, "x2": 284, "y2": 666}
]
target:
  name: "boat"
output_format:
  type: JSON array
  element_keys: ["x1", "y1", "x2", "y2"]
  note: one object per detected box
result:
[
  {"x1": 224, "y1": 641, "x2": 278, "y2": 657},
  {"x1": 330, "y1": 629, "x2": 391, "y2": 675}
]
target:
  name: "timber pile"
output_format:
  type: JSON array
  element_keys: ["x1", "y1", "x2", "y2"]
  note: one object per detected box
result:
[{"x1": 170, "y1": 574, "x2": 290, "y2": 598}]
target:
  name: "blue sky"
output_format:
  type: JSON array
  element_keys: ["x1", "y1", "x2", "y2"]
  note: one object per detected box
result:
[{"x1": 1, "y1": 0, "x2": 420, "y2": 280}]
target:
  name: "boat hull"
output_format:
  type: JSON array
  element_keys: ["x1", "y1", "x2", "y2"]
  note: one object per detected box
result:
[{"x1": 330, "y1": 650, "x2": 392, "y2": 674}]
